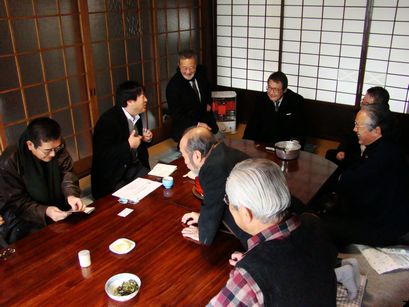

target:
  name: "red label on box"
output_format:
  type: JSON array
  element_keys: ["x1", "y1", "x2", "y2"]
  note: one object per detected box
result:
[{"x1": 217, "y1": 105, "x2": 227, "y2": 115}]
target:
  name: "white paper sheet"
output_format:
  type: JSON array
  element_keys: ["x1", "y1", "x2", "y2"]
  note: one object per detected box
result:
[
  {"x1": 148, "y1": 163, "x2": 177, "y2": 177},
  {"x1": 112, "y1": 177, "x2": 162, "y2": 203},
  {"x1": 183, "y1": 170, "x2": 196, "y2": 180},
  {"x1": 118, "y1": 208, "x2": 133, "y2": 217},
  {"x1": 356, "y1": 244, "x2": 409, "y2": 274}
]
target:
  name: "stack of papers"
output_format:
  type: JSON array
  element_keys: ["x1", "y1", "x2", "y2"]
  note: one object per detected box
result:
[
  {"x1": 148, "y1": 163, "x2": 177, "y2": 177},
  {"x1": 112, "y1": 177, "x2": 162, "y2": 203},
  {"x1": 356, "y1": 244, "x2": 409, "y2": 274}
]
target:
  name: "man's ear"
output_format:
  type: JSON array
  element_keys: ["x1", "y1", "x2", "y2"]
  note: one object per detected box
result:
[
  {"x1": 26, "y1": 140, "x2": 35, "y2": 151},
  {"x1": 241, "y1": 206, "x2": 253, "y2": 224},
  {"x1": 374, "y1": 126, "x2": 382, "y2": 137},
  {"x1": 192, "y1": 150, "x2": 202, "y2": 163}
]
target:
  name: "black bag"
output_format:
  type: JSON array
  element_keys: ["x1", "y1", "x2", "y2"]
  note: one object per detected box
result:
[{"x1": 0, "y1": 210, "x2": 41, "y2": 247}]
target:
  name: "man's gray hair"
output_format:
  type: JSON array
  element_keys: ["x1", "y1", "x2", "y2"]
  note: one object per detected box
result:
[
  {"x1": 183, "y1": 126, "x2": 217, "y2": 157},
  {"x1": 360, "y1": 104, "x2": 392, "y2": 136},
  {"x1": 226, "y1": 158, "x2": 291, "y2": 223}
]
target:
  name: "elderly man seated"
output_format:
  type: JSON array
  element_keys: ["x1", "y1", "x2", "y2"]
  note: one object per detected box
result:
[
  {"x1": 321, "y1": 104, "x2": 409, "y2": 247},
  {"x1": 208, "y1": 158, "x2": 338, "y2": 306}
]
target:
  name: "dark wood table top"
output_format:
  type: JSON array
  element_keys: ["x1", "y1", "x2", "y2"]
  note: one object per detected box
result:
[
  {"x1": 0, "y1": 139, "x2": 337, "y2": 305},
  {"x1": 160, "y1": 138, "x2": 338, "y2": 208}
]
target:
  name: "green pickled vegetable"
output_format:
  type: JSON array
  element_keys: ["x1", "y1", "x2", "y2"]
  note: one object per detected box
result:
[{"x1": 114, "y1": 279, "x2": 139, "y2": 296}]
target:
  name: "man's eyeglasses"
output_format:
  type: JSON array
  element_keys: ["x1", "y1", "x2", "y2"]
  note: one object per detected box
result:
[
  {"x1": 266, "y1": 86, "x2": 283, "y2": 92},
  {"x1": 354, "y1": 121, "x2": 369, "y2": 129},
  {"x1": 38, "y1": 143, "x2": 65, "y2": 156},
  {"x1": 223, "y1": 194, "x2": 230, "y2": 205}
]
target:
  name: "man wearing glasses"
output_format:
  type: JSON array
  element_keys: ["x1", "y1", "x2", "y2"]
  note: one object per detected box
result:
[
  {"x1": 0, "y1": 117, "x2": 84, "y2": 245},
  {"x1": 321, "y1": 104, "x2": 409, "y2": 247},
  {"x1": 243, "y1": 71, "x2": 306, "y2": 147}
]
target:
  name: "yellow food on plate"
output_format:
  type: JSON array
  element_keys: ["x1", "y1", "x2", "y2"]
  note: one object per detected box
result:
[{"x1": 112, "y1": 241, "x2": 132, "y2": 253}]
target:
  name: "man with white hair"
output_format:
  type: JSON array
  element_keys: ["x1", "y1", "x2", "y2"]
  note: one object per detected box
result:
[
  {"x1": 208, "y1": 158, "x2": 337, "y2": 306},
  {"x1": 322, "y1": 104, "x2": 409, "y2": 247}
]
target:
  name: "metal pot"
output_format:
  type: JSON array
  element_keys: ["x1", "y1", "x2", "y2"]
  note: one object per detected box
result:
[{"x1": 274, "y1": 140, "x2": 301, "y2": 160}]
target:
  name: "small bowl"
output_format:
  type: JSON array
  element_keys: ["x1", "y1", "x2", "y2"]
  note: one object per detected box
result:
[
  {"x1": 109, "y1": 238, "x2": 135, "y2": 254},
  {"x1": 105, "y1": 273, "x2": 141, "y2": 302},
  {"x1": 275, "y1": 140, "x2": 301, "y2": 160}
]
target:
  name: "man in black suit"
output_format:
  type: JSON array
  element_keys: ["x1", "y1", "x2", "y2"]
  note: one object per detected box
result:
[
  {"x1": 179, "y1": 127, "x2": 250, "y2": 247},
  {"x1": 321, "y1": 104, "x2": 409, "y2": 247},
  {"x1": 325, "y1": 86, "x2": 391, "y2": 170},
  {"x1": 91, "y1": 81, "x2": 152, "y2": 199},
  {"x1": 166, "y1": 49, "x2": 219, "y2": 143},
  {"x1": 243, "y1": 71, "x2": 306, "y2": 147}
]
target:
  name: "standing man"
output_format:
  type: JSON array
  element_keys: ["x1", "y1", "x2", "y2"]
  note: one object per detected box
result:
[
  {"x1": 208, "y1": 159, "x2": 337, "y2": 306},
  {"x1": 166, "y1": 49, "x2": 219, "y2": 143},
  {"x1": 243, "y1": 71, "x2": 306, "y2": 147},
  {"x1": 179, "y1": 127, "x2": 250, "y2": 247},
  {"x1": 91, "y1": 80, "x2": 153, "y2": 199},
  {"x1": 0, "y1": 117, "x2": 84, "y2": 244}
]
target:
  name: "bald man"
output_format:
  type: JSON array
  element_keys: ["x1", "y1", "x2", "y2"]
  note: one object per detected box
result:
[{"x1": 179, "y1": 127, "x2": 250, "y2": 247}]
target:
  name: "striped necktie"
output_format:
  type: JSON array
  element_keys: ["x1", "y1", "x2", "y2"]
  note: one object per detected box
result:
[
  {"x1": 190, "y1": 79, "x2": 200, "y2": 101},
  {"x1": 274, "y1": 102, "x2": 279, "y2": 112}
]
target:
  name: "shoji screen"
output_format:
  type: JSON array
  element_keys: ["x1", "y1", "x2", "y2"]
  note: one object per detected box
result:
[
  {"x1": 216, "y1": 0, "x2": 408, "y2": 111},
  {"x1": 216, "y1": 0, "x2": 281, "y2": 91},
  {"x1": 363, "y1": 0, "x2": 409, "y2": 113}
]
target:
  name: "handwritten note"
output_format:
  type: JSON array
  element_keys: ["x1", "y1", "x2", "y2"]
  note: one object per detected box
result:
[{"x1": 356, "y1": 244, "x2": 409, "y2": 274}]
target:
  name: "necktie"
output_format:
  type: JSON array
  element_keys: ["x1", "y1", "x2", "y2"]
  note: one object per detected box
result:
[
  {"x1": 128, "y1": 119, "x2": 139, "y2": 160},
  {"x1": 274, "y1": 102, "x2": 279, "y2": 112},
  {"x1": 190, "y1": 79, "x2": 200, "y2": 101}
]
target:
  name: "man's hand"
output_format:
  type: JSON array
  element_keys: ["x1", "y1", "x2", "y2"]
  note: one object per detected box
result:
[
  {"x1": 142, "y1": 128, "x2": 153, "y2": 143},
  {"x1": 67, "y1": 195, "x2": 85, "y2": 211},
  {"x1": 46, "y1": 206, "x2": 71, "y2": 222},
  {"x1": 206, "y1": 104, "x2": 212, "y2": 112},
  {"x1": 0, "y1": 214, "x2": 4, "y2": 226},
  {"x1": 181, "y1": 225, "x2": 199, "y2": 242},
  {"x1": 229, "y1": 251, "x2": 244, "y2": 266},
  {"x1": 128, "y1": 131, "x2": 142, "y2": 149},
  {"x1": 336, "y1": 151, "x2": 345, "y2": 161},
  {"x1": 181, "y1": 212, "x2": 199, "y2": 225},
  {"x1": 197, "y1": 122, "x2": 211, "y2": 131}
]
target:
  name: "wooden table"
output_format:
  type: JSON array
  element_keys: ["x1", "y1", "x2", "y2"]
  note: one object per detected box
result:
[{"x1": 0, "y1": 140, "x2": 337, "y2": 305}]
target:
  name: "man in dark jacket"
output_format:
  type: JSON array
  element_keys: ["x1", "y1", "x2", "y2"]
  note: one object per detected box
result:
[
  {"x1": 0, "y1": 117, "x2": 83, "y2": 244},
  {"x1": 208, "y1": 159, "x2": 337, "y2": 306},
  {"x1": 166, "y1": 49, "x2": 219, "y2": 143},
  {"x1": 321, "y1": 104, "x2": 409, "y2": 247},
  {"x1": 180, "y1": 127, "x2": 250, "y2": 247},
  {"x1": 91, "y1": 80, "x2": 152, "y2": 199},
  {"x1": 325, "y1": 86, "x2": 391, "y2": 170},
  {"x1": 243, "y1": 71, "x2": 306, "y2": 147}
]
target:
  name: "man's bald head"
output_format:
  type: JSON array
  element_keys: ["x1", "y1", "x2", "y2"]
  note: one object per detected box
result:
[{"x1": 180, "y1": 126, "x2": 217, "y2": 157}]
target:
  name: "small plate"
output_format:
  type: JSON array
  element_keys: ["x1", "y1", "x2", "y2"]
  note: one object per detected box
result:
[
  {"x1": 109, "y1": 238, "x2": 135, "y2": 254},
  {"x1": 192, "y1": 186, "x2": 204, "y2": 200},
  {"x1": 105, "y1": 273, "x2": 141, "y2": 302}
]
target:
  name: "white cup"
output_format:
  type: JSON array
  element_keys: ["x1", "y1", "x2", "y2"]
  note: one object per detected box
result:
[
  {"x1": 78, "y1": 250, "x2": 91, "y2": 268},
  {"x1": 162, "y1": 176, "x2": 174, "y2": 189}
]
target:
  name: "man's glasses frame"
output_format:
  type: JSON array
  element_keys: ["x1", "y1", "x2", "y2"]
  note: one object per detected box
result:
[{"x1": 37, "y1": 143, "x2": 65, "y2": 156}]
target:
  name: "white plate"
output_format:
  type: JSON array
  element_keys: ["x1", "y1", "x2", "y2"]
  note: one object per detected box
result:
[
  {"x1": 105, "y1": 273, "x2": 141, "y2": 301},
  {"x1": 109, "y1": 238, "x2": 135, "y2": 254}
]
